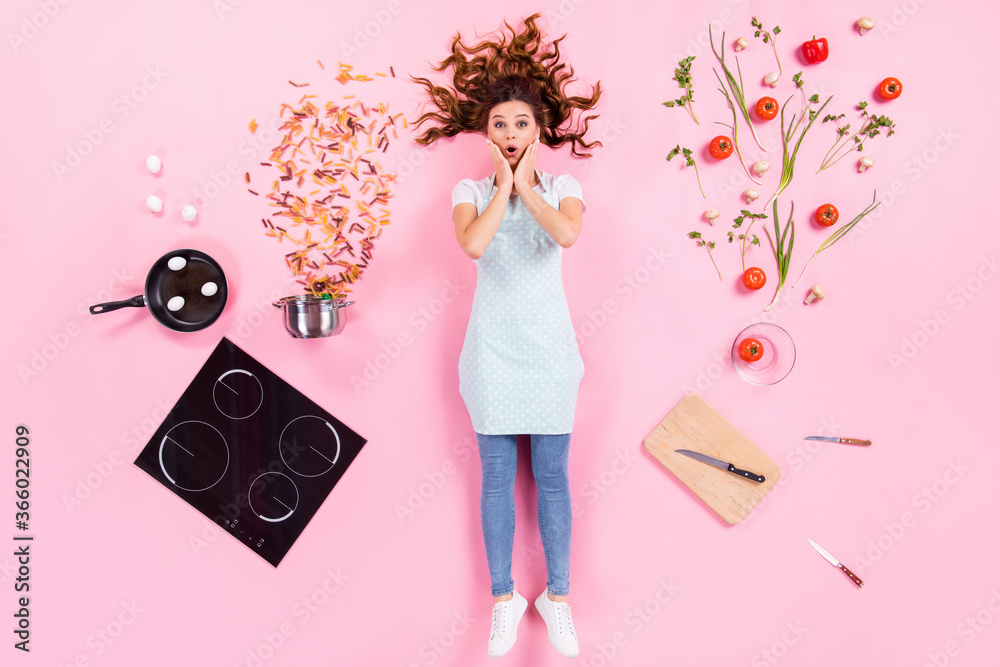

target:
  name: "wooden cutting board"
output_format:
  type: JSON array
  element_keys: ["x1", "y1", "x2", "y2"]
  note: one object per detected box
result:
[{"x1": 643, "y1": 394, "x2": 781, "y2": 525}]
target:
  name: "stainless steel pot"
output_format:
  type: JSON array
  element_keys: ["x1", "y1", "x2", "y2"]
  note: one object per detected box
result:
[{"x1": 273, "y1": 295, "x2": 353, "y2": 338}]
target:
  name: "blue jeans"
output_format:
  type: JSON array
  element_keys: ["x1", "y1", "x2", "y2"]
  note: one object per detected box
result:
[{"x1": 476, "y1": 432, "x2": 572, "y2": 597}]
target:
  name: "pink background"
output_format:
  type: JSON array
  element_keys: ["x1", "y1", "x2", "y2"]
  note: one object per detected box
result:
[{"x1": 3, "y1": 0, "x2": 999, "y2": 665}]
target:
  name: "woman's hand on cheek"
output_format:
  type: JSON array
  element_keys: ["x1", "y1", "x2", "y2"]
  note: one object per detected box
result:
[
  {"x1": 488, "y1": 139, "x2": 514, "y2": 189},
  {"x1": 513, "y1": 139, "x2": 539, "y2": 193}
]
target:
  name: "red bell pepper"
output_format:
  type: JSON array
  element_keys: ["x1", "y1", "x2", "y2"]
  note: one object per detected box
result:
[{"x1": 801, "y1": 36, "x2": 829, "y2": 64}]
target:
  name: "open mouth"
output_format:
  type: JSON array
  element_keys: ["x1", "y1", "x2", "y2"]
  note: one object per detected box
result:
[{"x1": 505, "y1": 146, "x2": 517, "y2": 155}]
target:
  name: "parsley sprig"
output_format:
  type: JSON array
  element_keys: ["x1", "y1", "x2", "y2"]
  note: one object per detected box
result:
[
  {"x1": 666, "y1": 144, "x2": 706, "y2": 199},
  {"x1": 662, "y1": 56, "x2": 700, "y2": 125},
  {"x1": 751, "y1": 17, "x2": 782, "y2": 75},
  {"x1": 727, "y1": 209, "x2": 767, "y2": 271},
  {"x1": 818, "y1": 101, "x2": 897, "y2": 172},
  {"x1": 688, "y1": 231, "x2": 722, "y2": 281}
]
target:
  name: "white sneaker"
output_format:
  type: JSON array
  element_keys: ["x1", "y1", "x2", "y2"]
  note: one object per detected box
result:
[
  {"x1": 488, "y1": 590, "x2": 527, "y2": 658},
  {"x1": 534, "y1": 589, "x2": 579, "y2": 658}
]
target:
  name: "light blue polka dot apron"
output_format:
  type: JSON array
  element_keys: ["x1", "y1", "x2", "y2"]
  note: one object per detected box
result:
[{"x1": 458, "y1": 175, "x2": 584, "y2": 435}]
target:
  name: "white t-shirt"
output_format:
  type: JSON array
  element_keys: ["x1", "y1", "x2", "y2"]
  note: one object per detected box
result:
[{"x1": 451, "y1": 171, "x2": 587, "y2": 214}]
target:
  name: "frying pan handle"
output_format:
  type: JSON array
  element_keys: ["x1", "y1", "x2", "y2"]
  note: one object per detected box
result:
[{"x1": 90, "y1": 295, "x2": 146, "y2": 314}]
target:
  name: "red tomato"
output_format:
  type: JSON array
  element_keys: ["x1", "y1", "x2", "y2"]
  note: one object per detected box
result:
[
  {"x1": 742, "y1": 267, "x2": 767, "y2": 290},
  {"x1": 754, "y1": 97, "x2": 779, "y2": 121},
  {"x1": 814, "y1": 204, "x2": 839, "y2": 227},
  {"x1": 877, "y1": 77, "x2": 902, "y2": 100},
  {"x1": 708, "y1": 136, "x2": 733, "y2": 160},
  {"x1": 738, "y1": 338, "x2": 764, "y2": 363}
]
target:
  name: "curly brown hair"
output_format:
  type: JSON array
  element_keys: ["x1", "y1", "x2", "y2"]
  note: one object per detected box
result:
[{"x1": 411, "y1": 13, "x2": 602, "y2": 158}]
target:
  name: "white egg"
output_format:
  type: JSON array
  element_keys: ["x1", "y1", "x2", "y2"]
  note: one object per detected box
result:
[
  {"x1": 181, "y1": 204, "x2": 198, "y2": 222},
  {"x1": 201, "y1": 281, "x2": 219, "y2": 297},
  {"x1": 146, "y1": 195, "x2": 163, "y2": 212},
  {"x1": 167, "y1": 256, "x2": 187, "y2": 271},
  {"x1": 146, "y1": 155, "x2": 162, "y2": 173},
  {"x1": 166, "y1": 296, "x2": 185, "y2": 312}
]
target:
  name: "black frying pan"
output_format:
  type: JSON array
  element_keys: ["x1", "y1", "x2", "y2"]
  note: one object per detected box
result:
[{"x1": 89, "y1": 249, "x2": 228, "y2": 332}]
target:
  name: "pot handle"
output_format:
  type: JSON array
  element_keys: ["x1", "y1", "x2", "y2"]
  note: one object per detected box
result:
[{"x1": 90, "y1": 295, "x2": 146, "y2": 315}]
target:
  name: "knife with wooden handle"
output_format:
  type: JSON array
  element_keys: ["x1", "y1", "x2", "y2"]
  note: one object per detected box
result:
[
  {"x1": 804, "y1": 436, "x2": 872, "y2": 446},
  {"x1": 808, "y1": 538, "x2": 864, "y2": 587}
]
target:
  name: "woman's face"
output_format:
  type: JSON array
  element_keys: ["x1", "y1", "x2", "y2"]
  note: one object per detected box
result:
[{"x1": 486, "y1": 100, "x2": 540, "y2": 168}]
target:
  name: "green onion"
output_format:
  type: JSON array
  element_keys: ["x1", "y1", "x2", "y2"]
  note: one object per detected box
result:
[
  {"x1": 792, "y1": 191, "x2": 881, "y2": 287},
  {"x1": 763, "y1": 199, "x2": 794, "y2": 312},
  {"x1": 765, "y1": 93, "x2": 832, "y2": 209},
  {"x1": 713, "y1": 69, "x2": 761, "y2": 186},
  {"x1": 709, "y1": 26, "x2": 765, "y2": 152}
]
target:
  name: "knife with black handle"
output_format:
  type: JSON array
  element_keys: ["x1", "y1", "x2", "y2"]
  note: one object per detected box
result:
[{"x1": 675, "y1": 449, "x2": 765, "y2": 483}]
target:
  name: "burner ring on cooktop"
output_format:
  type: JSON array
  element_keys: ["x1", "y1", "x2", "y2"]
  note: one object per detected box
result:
[
  {"x1": 248, "y1": 472, "x2": 300, "y2": 523},
  {"x1": 158, "y1": 421, "x2": 230, "y2": 492},
  {"x1": 213, "y1": 369, "x2": 264, "y2": 420},
  {"x1": 279, "y1": 415, "x2": 341, "y2": 478}
]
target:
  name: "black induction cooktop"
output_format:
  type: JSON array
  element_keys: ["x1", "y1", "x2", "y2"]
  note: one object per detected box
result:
[{"x1": 135, "y1": 337, "x2": 366, "y2": 567}]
